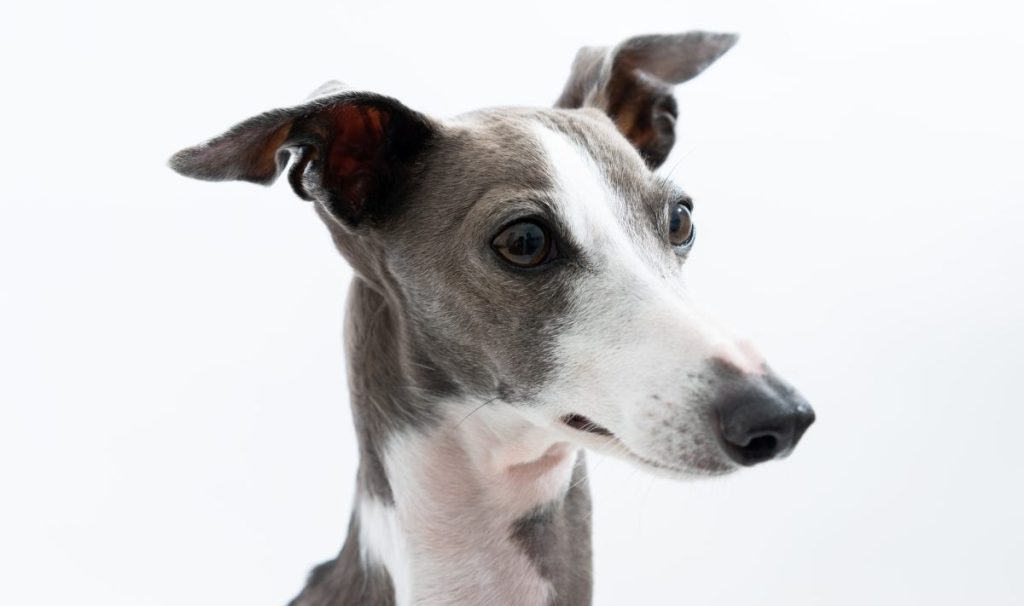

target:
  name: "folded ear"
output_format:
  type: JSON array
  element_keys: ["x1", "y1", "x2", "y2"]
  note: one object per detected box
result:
[
  {"x1": 169, "y1": 84, "x2": 438, "y2": 227},
  {"x1": 555, "y1": 32, "x2": 738, "y2": 169}
]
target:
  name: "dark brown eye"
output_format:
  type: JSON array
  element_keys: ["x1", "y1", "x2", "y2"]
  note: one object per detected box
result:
[
  {"x1": 669, "y1": 202, "x2": 695, "y2": 247},
  {"x1": 492, "y1": 221, "x2": 555, "y2": 268}
]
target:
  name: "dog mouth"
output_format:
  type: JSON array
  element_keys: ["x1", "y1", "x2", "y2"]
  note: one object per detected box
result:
[
  {"x1": 559, "y1": 413, "x2": 673, "y2": 470},
  {"x1": 560, "y1": 413, "x2": 614, "y2": 437},
  {"x1": 559, "y1": 413, "x2": 731, "y2": 476}
]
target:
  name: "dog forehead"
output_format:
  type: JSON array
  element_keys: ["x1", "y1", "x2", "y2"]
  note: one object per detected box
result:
[
  {"x1": 393, "y1": 106, "x2": 668, "y2": 256},
  {"x1": 384, "y1": 107, "x2": 680, "y2": 286},
  {"x1": 383, "y1": 106, "x2": 681, "y2": 282},
  {"x1": 451, "y1": 109, "x2": 671, "y2": 254},
  {"x1": 439, "y1": 107, "x2": 654, "y2": 198}
]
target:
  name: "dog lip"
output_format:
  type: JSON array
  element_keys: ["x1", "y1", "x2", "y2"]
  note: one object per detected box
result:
[
  {"x1": 558, "y1": 415, "x2": 671, "y2": 469},
  {"x1": 558, "y1": 414, "x2": 731, "y2": 475},
  {"x1": 558, "y1": 415, "x2": 728, "y2": 476},
  {"x1": 560, "y1": 413, "x2": 614, "y2": 437}
]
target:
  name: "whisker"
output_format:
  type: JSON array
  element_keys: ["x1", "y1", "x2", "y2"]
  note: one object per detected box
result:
[
  {"x1": 447, "y1": 395, "x2": 502, "y2": 433},
  {"x1": 636, "y1": 474, "x2": 657, "y2": 534},
  {"x1": 567, "y1": 433, "x2": 620, "y2": 493}
]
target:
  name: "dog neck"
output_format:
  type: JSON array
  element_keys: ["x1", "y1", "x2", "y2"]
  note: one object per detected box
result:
[{"x1": 291, "y1": 278, "x2": 594, "y2": 606}]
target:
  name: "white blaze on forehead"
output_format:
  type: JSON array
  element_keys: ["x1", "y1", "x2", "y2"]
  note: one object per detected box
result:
[
  {"x1": 529, "y1": 121, "x2": 703, "y2": 344},
  {"x1": 530, "y1": 122, "x2": 660, "y2": 284},
  {"x1": 528, "y1": 122, "x2": 759, "y2": 371}
]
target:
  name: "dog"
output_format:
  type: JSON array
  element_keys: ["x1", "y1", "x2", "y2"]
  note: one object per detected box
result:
[{"x1": 170, "y1": 31, "x2": 814, "y2": 606}]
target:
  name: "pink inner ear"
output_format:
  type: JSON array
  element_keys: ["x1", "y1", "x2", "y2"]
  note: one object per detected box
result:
[{"x1": 323, "y1": 105, "x2": 391, "y2": 216}]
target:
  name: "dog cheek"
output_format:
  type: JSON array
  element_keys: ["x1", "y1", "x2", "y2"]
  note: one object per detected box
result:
[{"x1": 623, "y1": 399, "x2": 710, "y2": 466}]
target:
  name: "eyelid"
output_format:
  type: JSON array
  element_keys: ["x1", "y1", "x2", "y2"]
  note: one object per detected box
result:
[
  {"x1": 490, "y1": 214, "x2": 552, "y2": 248},
  {"x1": 490, "y1": 210, "x2": 575, "y2": 252}
]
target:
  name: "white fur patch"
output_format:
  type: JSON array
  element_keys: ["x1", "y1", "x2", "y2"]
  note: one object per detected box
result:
[
  {"x1": 371, "y1": 400, "x2": 578, "y2": 605},
  {"x1": 358, "y1": 497, "x2": 412, "y2": 606}
]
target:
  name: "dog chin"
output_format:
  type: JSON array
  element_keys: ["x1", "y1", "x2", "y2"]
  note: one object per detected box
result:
[{"x1": 617, "y1": 443, "x2": 737, "y2": 479}]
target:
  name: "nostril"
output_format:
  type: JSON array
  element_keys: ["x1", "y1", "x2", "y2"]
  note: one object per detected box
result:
[
  {"x1": 718, "y1": 411, "x2": 796, "y2": 466},
  {"x1": 736, "y1": 433, "x2": 780, "y2": 463}
]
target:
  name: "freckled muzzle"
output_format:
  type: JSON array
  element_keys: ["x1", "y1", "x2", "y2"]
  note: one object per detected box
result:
[{"x1": 710, "y1": 362, "x2": 815, "y2": 466}]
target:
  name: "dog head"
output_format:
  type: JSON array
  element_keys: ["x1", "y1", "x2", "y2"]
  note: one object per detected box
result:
[{"x1": 171, "y1": 32, "x2": 813, "y2": 478}]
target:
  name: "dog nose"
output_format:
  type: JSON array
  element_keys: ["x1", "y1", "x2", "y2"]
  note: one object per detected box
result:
[{"x1": 714, "y1": 373, "x2": 815, "y2": 466}]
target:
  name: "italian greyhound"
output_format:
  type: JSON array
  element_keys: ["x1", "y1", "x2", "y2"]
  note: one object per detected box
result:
[{"x1": 171, "y1": 31, "x2": 814, "y2": 606}]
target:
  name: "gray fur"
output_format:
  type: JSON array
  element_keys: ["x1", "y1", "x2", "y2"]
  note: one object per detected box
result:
[
  {"x1": 289, "y1": 515, "x2": 396, "y2": 606},
  {"x1": 510, "y1": 453, "x2": 594, "y2": 606}
]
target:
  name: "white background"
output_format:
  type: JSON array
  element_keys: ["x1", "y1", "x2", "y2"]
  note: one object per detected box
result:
[{"x1": 2, "y1": 1, "x2": 1022, "y2": 604}]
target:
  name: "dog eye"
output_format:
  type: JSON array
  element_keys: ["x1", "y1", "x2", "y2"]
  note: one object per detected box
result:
[
  {"x1": 668, "y1": 202, "x2": 695, "y2": 247},
  {"x1": 492, "y1": 221, "x2": 556, "y2": 268}
]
